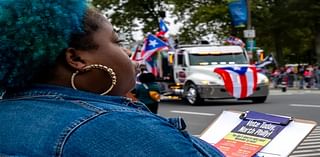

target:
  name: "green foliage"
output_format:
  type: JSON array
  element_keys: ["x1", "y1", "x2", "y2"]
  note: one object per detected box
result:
[
  {"x1": 93, "y1": 0, "x2": 320, "y2": 64},
  {"x1": 92, "y1": 0, "x2": 169, "y2": 41},
  {"x1": 167, "y1": 0, "x2": 230, "y2": 43},
  {"x1": 251, "y1": 0, "x2": 320, "y2": 64}
]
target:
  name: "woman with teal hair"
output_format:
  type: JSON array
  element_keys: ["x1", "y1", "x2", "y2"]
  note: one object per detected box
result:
[{"x1": 0, "y1": 0, "x2": 224, "y2": 156}]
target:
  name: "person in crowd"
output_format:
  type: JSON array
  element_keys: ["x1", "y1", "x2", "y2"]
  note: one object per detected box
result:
[
  {"x1": 286, "y1": 66, "x2": 294, "y2": 88},
  {"x1": 135, "y1": 72, "x2": 161, "y2": 114},
  {"x1": 0, "y1": 0, "x2": 224, "y2": 156},
  {"x1": 298, "y1": 65, "x2": 305, "y2": 89},
  {"x1": 271, "y1": 68, "x2": 280, "y2": 88},
  {"x1": 315, "y1": 66, "x2": 320, "y2": 89},
  {"x1": 304, "y1": 68, "x2": 312, "y2": 88}
]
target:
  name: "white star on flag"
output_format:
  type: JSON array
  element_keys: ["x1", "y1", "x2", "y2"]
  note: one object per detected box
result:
[
  {"x1": 149, "y1": 40, "x2": 158, "y2": 47},
  {"x1": 161, "y1": 26, "x2": 166, "y2": 31},
  {"x1": 234, "y1": 66, "x2": 241, "y2": 70}
]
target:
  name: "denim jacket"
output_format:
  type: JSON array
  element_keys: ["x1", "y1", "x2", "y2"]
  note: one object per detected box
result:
[{"x1": 0, "y1": 84, "x2": 224, "y2": 157}]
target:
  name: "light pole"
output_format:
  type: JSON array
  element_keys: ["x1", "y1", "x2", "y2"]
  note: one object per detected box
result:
[
  {"x1": 246, "y1": 0, "x2": 251, "y2": 30},
  {"x1": 244, "y1": 0, "x2": 255, "y2": 63}
]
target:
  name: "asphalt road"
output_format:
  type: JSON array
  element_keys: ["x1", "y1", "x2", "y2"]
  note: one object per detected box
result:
[{"x1": 157, "y1": 89, "x2": 320, "y2": 157}]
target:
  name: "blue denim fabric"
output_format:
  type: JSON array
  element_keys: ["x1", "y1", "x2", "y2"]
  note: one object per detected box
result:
[{"x1": 0, "y1": 84, "x2": 224, "y2": 157}]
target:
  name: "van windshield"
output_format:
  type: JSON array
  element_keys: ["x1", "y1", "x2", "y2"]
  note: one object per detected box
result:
[{"x1": 188, "y1": 52, "x2": 248, "y2": 65}]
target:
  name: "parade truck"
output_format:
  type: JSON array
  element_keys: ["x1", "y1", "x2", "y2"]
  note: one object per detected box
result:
[{"x1": 156, "y1": 45, "x2": 269, "y2": 105}]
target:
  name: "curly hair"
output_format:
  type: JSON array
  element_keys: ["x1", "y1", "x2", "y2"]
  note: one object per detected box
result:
[{"x1": 0, "y1": 0, "x2": 89, "y2": 90}]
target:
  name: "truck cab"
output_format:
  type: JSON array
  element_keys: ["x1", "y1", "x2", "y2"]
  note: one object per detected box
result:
[{"x1": 164, "y1": 45, "x2": 269, "y2": 105}]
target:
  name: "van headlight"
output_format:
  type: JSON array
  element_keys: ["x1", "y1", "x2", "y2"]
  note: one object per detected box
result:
[
  {"x1": 260, "y1": 77, "x2": 269, "y2": 85},
  {"x1": 200, "y1": 80, "x2": 219, "y2": 85},
  {"x1": 200, "y1": 80, "x2": 210, "y2": 85}
]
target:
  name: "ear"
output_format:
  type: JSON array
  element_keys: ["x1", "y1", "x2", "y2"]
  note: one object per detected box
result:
[{"x1": 65, "y1": 48, "x2": 87, "y2": 70}]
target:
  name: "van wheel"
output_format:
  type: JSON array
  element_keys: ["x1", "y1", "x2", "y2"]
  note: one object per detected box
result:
[
  {"x1": 185, "y1": 84, "x2": 204, "y2": 105},
  {"x1": 251, "y1": 96, "x2": 267, "y2": 103}
]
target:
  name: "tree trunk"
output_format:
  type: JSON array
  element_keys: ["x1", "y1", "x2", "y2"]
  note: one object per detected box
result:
[
  {"x1": 274, "y1": 32, "x2": 283, "y2": 66},
  {"x1": 315, "y1": 32, "x2": 320, "y2": 64}
]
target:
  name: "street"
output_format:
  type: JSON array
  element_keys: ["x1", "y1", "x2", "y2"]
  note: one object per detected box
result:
[{"x1": 158, "y1": 89, "x2": 320, "y2": 157}]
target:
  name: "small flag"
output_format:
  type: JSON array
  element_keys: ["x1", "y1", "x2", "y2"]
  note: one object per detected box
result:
[
  {"x1": 146, "y1": 55, "x2": 159, "y2": 77},
  {"x1": 130, "y1": 43, "x2": 142, "y2": 61},
  {"x1": 159, "y1": 19, "x2": 169, "y2": 34},
  {"x1": 133, "y1": 34, "x2": 168, "y2": 61},
  {"x1": 224, "y1": 36, "x2": 245, "y2": 48},
  {"x1": 255, "y1": 54, "x2": 276, "y2": 68},
  {"x1": 214, "y1": 66, "x2": 257, "y2": 98}
]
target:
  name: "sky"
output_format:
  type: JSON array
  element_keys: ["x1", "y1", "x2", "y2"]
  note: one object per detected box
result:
[{"x1": 132, "y1": 15, "x2": 183, "y2": 41}]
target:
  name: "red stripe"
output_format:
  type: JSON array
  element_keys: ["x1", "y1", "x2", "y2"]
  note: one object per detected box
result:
[
  {"x1": 152, "y1": 67, "x2": 158, "y2": 77},
  {"x1": 239, "y1": 73, "x2": 247, "y2": 98},
  {"x1": 214, "y1": 69, "x2": 233, "y2": 96},
  {"x1": 143, "y1": 47, "x2": 165, "y2": 60},
  {"x1": 250, "y1": 66, "x2": 258, "y2": 91}
]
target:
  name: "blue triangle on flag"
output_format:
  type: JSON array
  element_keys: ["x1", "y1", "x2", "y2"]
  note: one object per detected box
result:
[
  {"x1": 224, "y1": 66, "x2": 249, "y2": 75},
  {"x1": 145, "y1": 34, "x2": 168, "y2": 51},
  {"x1": 159, "y1": 19, "x2": 169, "y2": 33}
]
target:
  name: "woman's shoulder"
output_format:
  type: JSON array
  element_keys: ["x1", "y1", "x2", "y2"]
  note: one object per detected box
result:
[
  {"x1": 62, "y1": 112, "x2": 190, "y2": 155},
  {"x1": 62, "y1": 111, "x2": 224, "y2": 156}
]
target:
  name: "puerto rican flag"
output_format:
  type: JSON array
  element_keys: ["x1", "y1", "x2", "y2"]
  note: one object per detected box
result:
[
  {"x1": 145, "y1": 55, "x2": 158, "y2": 77},
  {"x1": 131, "y1": 34, "x2": 168, "y2": 61},
  {"x1": 159, "y1": 18, "x2": 169, "y2": 34},
  {"x1": 214, "y1": 66, "x2": 258, "y2": 98}
]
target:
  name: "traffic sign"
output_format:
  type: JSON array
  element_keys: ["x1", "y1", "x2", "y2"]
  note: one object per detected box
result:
[
  {"x1": 246, "y1": 39, "x2": 256, "y2": 51},
  {"x1": 244, "y1": 29, "x2": 256, "y2": 38}
]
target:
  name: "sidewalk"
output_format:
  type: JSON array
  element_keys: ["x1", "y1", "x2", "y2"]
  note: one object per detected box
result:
[{"x1": 269, "y1": 84, "x2": 320, "y2": 90}]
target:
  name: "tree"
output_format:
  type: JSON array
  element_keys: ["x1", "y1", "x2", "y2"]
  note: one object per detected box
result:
[
  {"x1": 92, "y1": 0, "x2": 229, "y2": 43},
  {"x1": 167, "y1": 0, "x2": 230, "y2": 44},
  {"x1": 93, "y1": 0, "x2": 320, "y2": 64},
  {"x1": 92, "y1": 0, "x2": 169, "y2": 41}
]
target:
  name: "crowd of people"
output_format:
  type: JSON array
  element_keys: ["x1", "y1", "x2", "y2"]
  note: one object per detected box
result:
[{"x1": 269, "y1": 64, "x2": 320, "y2": 89}]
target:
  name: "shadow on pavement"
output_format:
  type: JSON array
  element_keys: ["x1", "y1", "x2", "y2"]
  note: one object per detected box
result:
[{"x1": 160, "y1": 99, "x2": 254, "y2": 106}]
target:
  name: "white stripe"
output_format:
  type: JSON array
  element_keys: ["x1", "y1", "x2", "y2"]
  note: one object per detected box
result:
[
  {"x1": 302, "y1": 138, "x2": 320, "y2": 142},
  {"x1": 245, "y1": 68, "x2": 254, "y2": 96},
  {"x1": 290, "y1": 104, "x2": 320, "y2": 108},
  {"x1": 310, "y1": 132, "x2": 320, "y2": 135},
  {"x1": 256, "y1": 61, "x2": 272, "y2": 68},
  {"x1": 296, "y1": 145, "x2": 320, "y2": 149},
  {"x1": 170, "y1": 110, "x2": 215, "y2": 116},
  {"x1": 293, "y1": 149, "x2": 317, "y2": 153},
  {"x1": 306, "y1": 135, "x2": 320, "y2": 139},
  {"x1": 300, "y1": 141, "x2": 320, "y2": 146},
  {"x1": 291, "y1": 151, "x2": 320, "y2": 156},
  {"x1": 228, "y1": 70, "x2": 241, "y2": 98}
]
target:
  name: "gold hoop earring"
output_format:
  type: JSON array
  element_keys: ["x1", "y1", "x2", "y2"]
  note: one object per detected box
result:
[{"x1": 71, "y1": 64, "x2": 117, "y2": 95}]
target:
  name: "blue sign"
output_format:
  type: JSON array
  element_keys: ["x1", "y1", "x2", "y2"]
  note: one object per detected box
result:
[{"x1": 228, "y1": 0, "x2": 248, "y2": 27}]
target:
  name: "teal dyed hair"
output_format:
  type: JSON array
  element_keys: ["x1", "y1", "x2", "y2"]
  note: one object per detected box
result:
[{"x1": 0, "y1": 0, "x2": 88, "y2": 89}]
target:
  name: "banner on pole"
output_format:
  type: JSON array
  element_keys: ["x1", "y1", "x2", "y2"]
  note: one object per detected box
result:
[{"x1": 228, "y1": 0, "x2": 248, "y2": 28}]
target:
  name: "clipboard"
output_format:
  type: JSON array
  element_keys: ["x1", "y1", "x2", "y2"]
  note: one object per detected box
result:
[{"x1": 200, "y1": 110, "x2": 317, "y2": 157}]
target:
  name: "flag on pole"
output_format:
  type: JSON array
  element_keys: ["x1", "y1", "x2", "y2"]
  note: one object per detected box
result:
[
  {"x1": 146, "y1": 54, "x2": 159, "y2": 77},
  {"x1": 132, "y1": 34, "x2": 168, "y2": 61},
  {"x1": 214, "y1": 66, "x2": 257, "y2": 98},
  {"x1": 224, "y1": 36, "x2": 245, "y2": 48},
  {"x1": 130, "y1": 43, "x2": 142, "y2": 61},
  {"x1": 159, "y1": 19, "x2": 169, "y2": 34},
  {"x1": 255, "y1": 54, "x2": 276, "y2": 68}
]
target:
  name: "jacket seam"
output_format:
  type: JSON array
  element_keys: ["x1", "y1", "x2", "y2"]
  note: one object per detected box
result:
[{"x1": 55, "y1": 111, "x2": 108, "y2": 157}]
